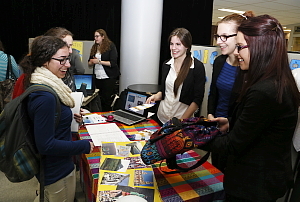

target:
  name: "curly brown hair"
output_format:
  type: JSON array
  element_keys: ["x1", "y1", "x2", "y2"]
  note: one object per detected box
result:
[
  {"x1": 19, "y1": 36, "x2": 68, "y2": 88},
  {"x1": 90, "y1": 29, "x2": 112, "y2": 57}
]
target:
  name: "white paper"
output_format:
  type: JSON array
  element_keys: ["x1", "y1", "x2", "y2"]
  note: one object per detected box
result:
[
  {"x1": 85, "y1": 123, "x2": 130, "y2": 146},
  {"x1": 129, "y1": 103, "x2": 155, "y2": 112},
  {"x1": 83, "y1": 114, "x2": 106, "y2": 124},
  {"x1": 71, "y1": 92, "x2": 84, "y2": 132}
]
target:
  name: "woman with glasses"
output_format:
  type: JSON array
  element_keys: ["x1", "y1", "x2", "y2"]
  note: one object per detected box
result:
[
  {"x1": 44, "y1": 27, "x2": 85, "y2": 92},
  {"x1": 203, "y1": 15, "x2": 300, "y2": 201},
  {"x1": 20, "y1": 36, "x2": 94, "y2": 201},
  {"x1": 146, "y1": 28, "x2": 205, "y2": 125},
  {"x1": 88, "y1": 29, "x2": 120, "y2": 112},
  {"x1": 207, "y1": 11, "x2": 254, "y2": 173},
  {"x1": 13, "y1": 27, "x2": 85, "y2": 98}
]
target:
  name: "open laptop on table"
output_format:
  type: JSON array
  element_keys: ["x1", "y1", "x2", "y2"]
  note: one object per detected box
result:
[
  {"x1": 107, "y1": 90, "x2": 150, "y2": 125},
  {"x1": 73, "y1": 74, "x2": 96, "y2": 96}
]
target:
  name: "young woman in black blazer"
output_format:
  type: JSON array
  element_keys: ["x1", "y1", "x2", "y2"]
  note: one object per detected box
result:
[
  {"x1": 204, "y1": 15, "x2": 300, "y2": 202},
  {"x1": 146, "y1": 28, "x2": 205, "y2": 124}
]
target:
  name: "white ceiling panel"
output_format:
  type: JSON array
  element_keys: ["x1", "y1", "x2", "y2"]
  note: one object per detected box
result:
[{"x1": 212, "y1": 0, "x2": 300, "y2": 26}]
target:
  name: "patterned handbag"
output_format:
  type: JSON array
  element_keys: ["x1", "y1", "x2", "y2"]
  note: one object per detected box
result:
[{"x1": 141, "y1": 117, "x2": 221, "y2": 173}]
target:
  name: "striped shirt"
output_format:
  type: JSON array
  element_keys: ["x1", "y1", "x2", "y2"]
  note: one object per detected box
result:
[{"x1": 0, "y1": 51, "x2": 19, "y2": 81}]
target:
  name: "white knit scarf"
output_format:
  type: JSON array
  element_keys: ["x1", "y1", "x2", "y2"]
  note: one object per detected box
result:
[{"x1": 30, "y1": 67, "x2": 75, "y2": 108}]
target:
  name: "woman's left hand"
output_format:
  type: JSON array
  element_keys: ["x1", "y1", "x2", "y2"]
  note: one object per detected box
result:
[{"x1": 74, "y1": 113, "x2": 83, "y2": 124}]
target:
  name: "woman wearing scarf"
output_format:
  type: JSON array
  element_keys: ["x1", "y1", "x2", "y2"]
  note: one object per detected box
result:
[{"x1": 20, "y1": 36, "x2": 94, "y2": 202}]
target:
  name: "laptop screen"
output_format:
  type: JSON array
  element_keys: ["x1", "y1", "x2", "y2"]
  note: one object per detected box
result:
[
  {"x1": 124, "y1": 91, "x2": 148, "y2": 115},
  {"x1": 73, "y1": 74, "x2": 95, "y2": 91}
]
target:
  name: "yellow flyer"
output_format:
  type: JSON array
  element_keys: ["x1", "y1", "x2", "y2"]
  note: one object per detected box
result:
[{"x1": 96, "y1": 141, "x2": 162, "y2": 202}]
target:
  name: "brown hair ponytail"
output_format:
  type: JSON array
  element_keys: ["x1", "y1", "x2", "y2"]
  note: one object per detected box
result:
[{"x1": 169, "y1": 28, "x2": 193, "y2": 97}]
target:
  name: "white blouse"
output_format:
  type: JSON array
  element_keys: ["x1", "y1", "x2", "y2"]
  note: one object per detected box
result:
[
  {"x1": 157, "y1": 58, "x2": 194, "y2": 124},
  {"x1": 94, "y1": 53, "x2": 109, "y2": 79}
]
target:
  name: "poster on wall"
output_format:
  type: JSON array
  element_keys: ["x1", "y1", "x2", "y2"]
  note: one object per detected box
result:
[{"x1": 72, "y1": 41, "x2": 83, "y2": 61}]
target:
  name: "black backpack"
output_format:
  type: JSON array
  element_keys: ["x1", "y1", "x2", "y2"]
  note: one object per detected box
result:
[{"x1": 0, "y1": 84, "x2": 61, "y2": 182}]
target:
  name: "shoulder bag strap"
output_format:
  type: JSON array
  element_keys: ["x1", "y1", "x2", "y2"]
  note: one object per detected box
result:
[{"x1": 6, "y1": 54, "x2": 16, "y2": 80}]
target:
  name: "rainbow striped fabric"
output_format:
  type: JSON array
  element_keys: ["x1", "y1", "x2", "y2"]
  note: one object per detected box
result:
[{"x1": 152, "y1": 150, "x2": 225, "y2": 202}]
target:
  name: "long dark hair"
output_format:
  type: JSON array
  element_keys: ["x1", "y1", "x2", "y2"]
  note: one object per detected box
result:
[
  {"x1": 19, "y1": 36, "x2": 68, "y2": 89},
  {"x1": 90, "y1": 29, "x2": 112, "y2": 56},
  {"x1": 238, "y1": 15, "x2": 300, "y2": 107},
  {"x1": 168, "y1": 28, "x2": 193, "y2": 97}
]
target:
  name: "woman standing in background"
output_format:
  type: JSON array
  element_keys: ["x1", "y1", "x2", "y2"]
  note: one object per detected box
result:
[{"x1": 88, "y1": 29, "x2": 120, "y2": 112}]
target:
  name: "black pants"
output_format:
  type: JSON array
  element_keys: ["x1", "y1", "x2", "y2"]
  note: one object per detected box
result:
[
  {"x1": 289, "y1": 152, "x2": 300, "y2": 201},
  {"x1": 95, "y1": 78, "x2": 117, "y2": 112}
]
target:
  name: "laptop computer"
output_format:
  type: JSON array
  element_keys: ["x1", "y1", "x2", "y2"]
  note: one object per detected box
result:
[
  {"x1": 73, "y1": 74, "x2": 96, "y2": 96},
  {"x1": 107, "y1": 90, "x2": 149, "y2": 125}
]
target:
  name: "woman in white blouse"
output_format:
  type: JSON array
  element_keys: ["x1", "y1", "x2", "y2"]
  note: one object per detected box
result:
[{"x1": 146, "y1": 28, "x2": 206, "y2": 125}]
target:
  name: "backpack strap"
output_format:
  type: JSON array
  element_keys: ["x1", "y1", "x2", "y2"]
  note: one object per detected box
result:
[
  {"x1": 5, "y1": 54, "x2": 16, "y2": 80},
  {"x1": 24, "y1": 84, "x2": 61, "y2": 127}
]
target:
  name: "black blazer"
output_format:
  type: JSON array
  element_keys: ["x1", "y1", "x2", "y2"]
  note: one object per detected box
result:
[
  {"x1": 207, "y1": 54, "x2": 242, "y2": 117},
  {"x1": 160, "y1": 57, "x2": 205, "y2": 107},
  {"x1": 204, "y1": 79, "x2": 297, "y2": 201},
  {"x1": 89, "y1": 43, "x2": 120, "y2": 79}
]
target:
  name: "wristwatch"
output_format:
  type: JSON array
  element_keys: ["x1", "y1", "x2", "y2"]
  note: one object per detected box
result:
[{"x1": 98, "y1": 59, "x2": 101, "y2": 64}]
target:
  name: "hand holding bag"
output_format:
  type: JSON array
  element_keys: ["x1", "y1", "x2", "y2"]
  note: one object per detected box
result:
[
  {"x1": 0, "y1": 54, "x2": 17, "y2": 111},
  {"x1": 141, "y1": 117, "x2": 221, "y2": 173}
]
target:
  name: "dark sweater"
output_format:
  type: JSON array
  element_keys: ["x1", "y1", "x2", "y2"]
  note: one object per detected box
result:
[{"x1": 27, "y1": 91, "x2": 90, "y2": 186}]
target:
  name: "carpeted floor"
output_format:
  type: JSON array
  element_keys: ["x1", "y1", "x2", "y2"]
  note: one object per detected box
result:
[{"x1": 0, "y1": 170, "x2": 86, "y2": 202}]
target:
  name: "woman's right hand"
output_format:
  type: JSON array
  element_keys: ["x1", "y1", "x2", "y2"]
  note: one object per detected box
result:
[
  {"x1": 146, "y1": 92, "x2": 162, "y2": 104},
  {"x1": 207, "y1": 114, "x2": 215, "y2": 120},
  {"x1": 210, "y1": 117, "x2": 229, "y2": 133}
]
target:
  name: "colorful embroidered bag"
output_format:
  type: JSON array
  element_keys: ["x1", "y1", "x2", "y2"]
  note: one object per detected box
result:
[{"x1": 141, "y1": 117, "x2": 221, "y2": 173}]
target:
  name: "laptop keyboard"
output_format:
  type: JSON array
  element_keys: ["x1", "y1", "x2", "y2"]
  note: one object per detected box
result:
[{"x1": 113, "y1": 110, "x2": 142, "y2": 122}]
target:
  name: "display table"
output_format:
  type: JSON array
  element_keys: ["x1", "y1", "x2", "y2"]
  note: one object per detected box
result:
[
  {"x1": 77, "y1": 113, "x2": 225, "y2": 202},
  {"x1": 78, "y1": 115, "x2": 161, "y2": 202}
]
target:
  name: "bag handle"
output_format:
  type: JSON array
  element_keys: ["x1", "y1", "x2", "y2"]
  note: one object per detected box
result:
[{"x1": 160, "y1": 151, "x2": 210, "y2": 174}]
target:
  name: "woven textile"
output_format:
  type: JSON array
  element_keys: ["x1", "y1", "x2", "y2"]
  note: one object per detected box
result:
[{"x1": 152, "y1": 150, "x2": 225, "y2": 202}]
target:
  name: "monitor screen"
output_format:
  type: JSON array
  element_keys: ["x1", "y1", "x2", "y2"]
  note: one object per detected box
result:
[
  {"x1": 124, "y1": 91, "x2": 148, "y2": 115},
  {"x1": 74, "y1": 74, "x2": 94, "y2": 90}
]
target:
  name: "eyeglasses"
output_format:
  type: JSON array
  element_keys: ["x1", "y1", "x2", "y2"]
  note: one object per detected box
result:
[
  {"x1": 51, "y1": 56, "x2": 71, "y2": 65},
  {"x1": 94, "y1": 35, "x2": 101, "y2": 38},
  {"x1": 214, "y1": 34, "x2": 237, "y2": 42},
  {"x1": 236, "y1": 45, "x2": 249, "y2": 52}
]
